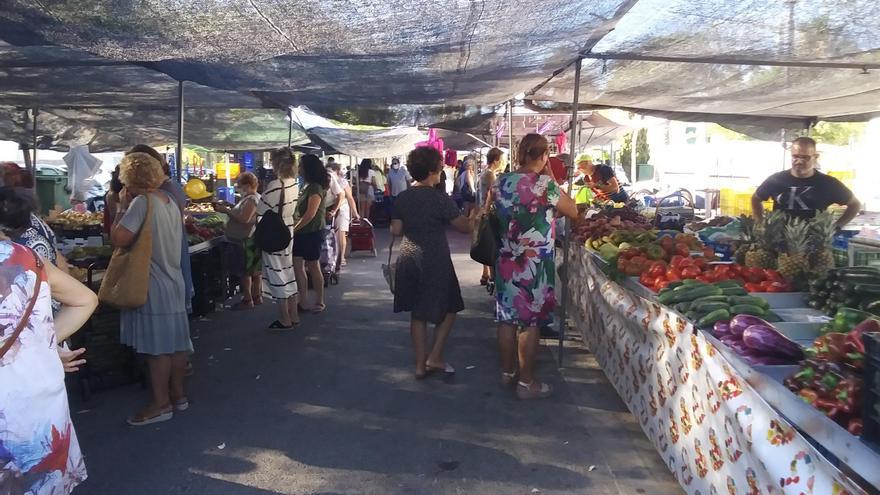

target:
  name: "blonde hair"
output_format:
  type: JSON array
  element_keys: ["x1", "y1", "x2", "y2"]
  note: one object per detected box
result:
[
  {"x1": 119, "y1": 152, "x2": 165, "y2": 191},
  {"x1": 270, "y1": 147, "x2": 297, "y2": 179},
  {"x1": 237, "y1": 171, "x2": 258, "y2": 189}
]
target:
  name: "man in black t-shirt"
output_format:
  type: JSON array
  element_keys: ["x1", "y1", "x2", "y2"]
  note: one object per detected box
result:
[{"x1": 752, "y1": 137, "x2": 860, "y2": 228}]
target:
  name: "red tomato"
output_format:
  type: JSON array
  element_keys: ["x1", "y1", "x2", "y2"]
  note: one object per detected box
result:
[
  {"x1": 744, "y1": 282, "x2": 763, "y2": 293},
  {"x1": 681, "y1": 266, "x2": 701, "y2": 279},
  {"x1": 713, "y1": 264, "x2": 731, "y2": 276},
  {"x1": 666, "y1": 268, "x2": 682, "y2": 282},
  {"x1": 692, "y1": 257, "x2": 708, "y2": 269},
  {"x1": 679, "y1": 257, "x2": 695, "y2": 268},
  {"x1": 670, "y1": 255, "x2": 685, "y2": 268},
  {"x1": 655, "y1": 279, "x2": 671, "y2": 290},
  {"x1": 675, "y1": 242, "x2": 691, "y2": 257},
  {"x1": 640, "y1": 272, "x2": 654, "y2": 286},
  {"x1": 647, "y1": 261, "x2": 667, "y2": 278},
  {"x1": 728, "y1": 264, "x2": 743, "y2": 276},
  {"x1": 702, "y1": 247, "x2": 716, "y2": 259},
  {"x1": 765, "y1": 269, "x2": 784, "y2": 282},
  {"x1": 696, "y1": 274, "x2": 715, "y2": 283},
  {"x1": 660, "y1": 235, "x2": 674, "y2": 251},
  {"x1": 745, "y1": 268, "x2": 765, "y2": 284},
  {"x1": 759, "y1": 280, "x2": 774, "y2": 291}
]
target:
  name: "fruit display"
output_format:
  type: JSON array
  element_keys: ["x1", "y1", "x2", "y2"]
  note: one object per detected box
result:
[
  {"x1": 185, "y1": 202, "x2": 215, "y2": 214},
  {"x1": 711, "y1": 315, "x2": 804, "y2": 365},
  {"x1": 48, "y1": 210, "x2": 102, "y2": 230},
  {"x1": 782, "y1": 316, "x2": 877, "y2": 436},
  {"x1": 744, "y1": 211, "x2": 785, "y2": 269},
  {"x1": 806, "y1": 266, "x2": 880, "y2": 317},
  {"x1": 809, "y1": 211, "x2": 838, "y2": 274},
  {"x1": 185, "y1": 213, "x2": 225, "y2": 245}
]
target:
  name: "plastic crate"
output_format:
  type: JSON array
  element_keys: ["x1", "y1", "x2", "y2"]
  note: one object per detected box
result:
[{"x1": 863, "y1": 333, "x2": 880, "y2": 452}]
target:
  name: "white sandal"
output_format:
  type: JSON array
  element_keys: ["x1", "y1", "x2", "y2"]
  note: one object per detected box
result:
[
  {"x1": 127, "y1": 409, "x2": 173, "y2": 426},
  {"x1": 516, "y1": 381, "x2": 553, "y2": 400}
]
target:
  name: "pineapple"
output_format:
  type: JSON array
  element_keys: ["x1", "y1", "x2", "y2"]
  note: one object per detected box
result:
[
  {"x1": 809, "y1": 210, "x2": 838, "y2": 274},
  {"x1": 778, "y1": 217, "x2": 811, "y2": 282},
  {"x1": 745, "y1": 211, "x2": 784, "y2": 269},
  {"x1": 734, "y1": 215, "x2": 755, "y2": 265}
]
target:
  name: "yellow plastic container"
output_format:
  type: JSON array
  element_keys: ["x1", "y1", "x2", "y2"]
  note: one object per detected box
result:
[
  {"x1": 215, "y1": 162, "x2": 241, "y2": 180},
  {"x1": 827, "y1": 170, "x2": 855, "y2": 189}
]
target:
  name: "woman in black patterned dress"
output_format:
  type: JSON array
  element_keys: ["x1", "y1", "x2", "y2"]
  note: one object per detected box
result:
[{"x1": 391, "y1": 147, "x2": 473, "y2": 379}]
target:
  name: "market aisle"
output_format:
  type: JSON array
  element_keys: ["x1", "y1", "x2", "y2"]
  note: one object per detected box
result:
[{"x1": 69, "y1": 229, "x2": 680, "y2": 495}]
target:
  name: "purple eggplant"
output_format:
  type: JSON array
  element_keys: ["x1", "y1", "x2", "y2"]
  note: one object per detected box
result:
[
  {"x1": 741, "y1": 324, "x2": 804, "y2": 360},
  {"x1": 729, "y1": 315, "x2": 771, "y2": 338},
  {"x1": 713, "y1": 321, "x2": 732, "y2": 338}
]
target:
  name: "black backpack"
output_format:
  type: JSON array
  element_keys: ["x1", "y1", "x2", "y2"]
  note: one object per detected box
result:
[{"x1": 254, "y1": 180, "x2": 292, "y2": 253}]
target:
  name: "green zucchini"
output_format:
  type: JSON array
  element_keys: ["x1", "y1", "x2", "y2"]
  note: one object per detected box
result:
[
  {"x1": 681, "y1": 279, "x2": 703, "y2": 286},
  {"x1": 697, "y1": 309, "x2": 731, "y2": 328},
  {"x1": 729, "y1": 304, "x2": 766, "y2": 317},
  {"x1": 691, "y1": 301, "x2": 730, "y2": 314},
  {"x1": 674, "y1": 302, "x2": 692, "y2": 313},
  {"x1": 727, "y1": 295, "x2": 770, "y2": 309},
  {"x1": 712, "y1": 280, "x2": 742, "y2": 289},
  {"x1": 837, "y1": 272, "x2": 880, "y2": 285},
  {"x1": 844, "y1": 296, "x2": 864, "y2": 308},
  {"x1": 691, "y1": 295, "x2": 729, "y2": 304},
  {"x1": 658, "y1": 285, "x2": 722, "y2": 305},
  {"x1": 853, "y1": 283, "x2": 880, "y2": 295},
  {"x1": 720, "y1": 286, "x2": 748, "y2": 296}
]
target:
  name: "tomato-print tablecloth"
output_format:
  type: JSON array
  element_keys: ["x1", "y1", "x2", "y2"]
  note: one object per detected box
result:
[{"x1": 566, "y1": 247, "x2": 863, "y2": 495}]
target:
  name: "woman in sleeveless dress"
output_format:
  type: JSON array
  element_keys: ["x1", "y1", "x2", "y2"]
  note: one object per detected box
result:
[{"x1": 0, "y1": 230, "x2": 98, "y2": 494}]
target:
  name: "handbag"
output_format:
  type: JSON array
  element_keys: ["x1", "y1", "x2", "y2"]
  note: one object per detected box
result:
[
  {"x1": 0, "y1": 249, "x2": 43, "y2": 360},
  {"x1": 381, "y1": 236, "x2": 397, "y2": 294},
  {"x1": 470, "y1": 208, "x2": 500, "y2": 266},
  {"x1": 224, "y1": 194, "x2": 257, "y2": 240},
  {"x1": 254, "y1": 180, "x2": 292, "y2": 253},
  {"x1": 98, "y1": 194, "x2": 153, "y2": 309}
]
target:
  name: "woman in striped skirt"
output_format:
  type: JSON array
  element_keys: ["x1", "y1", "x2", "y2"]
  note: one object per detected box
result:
[{"x1": 259, "y1": 148, "x2": 300, "y2": 329}]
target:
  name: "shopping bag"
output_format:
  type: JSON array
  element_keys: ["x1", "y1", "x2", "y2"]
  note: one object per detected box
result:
[
  {"x1": 254, "y1": 181, "x2": 292, "y2": 252},
  {"x1": 381, "y1": 237, "x2": 397, "y2": 294},
  {"x1": 99, "y1": 195, "x2": 152, "y2": 309},
  {"x1": 470, "y1": 209, "x2": 500, "y2": 266}
]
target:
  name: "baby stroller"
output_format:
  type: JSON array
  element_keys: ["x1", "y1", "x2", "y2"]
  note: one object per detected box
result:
[{"x1": 320, "y1": 219, "x2": 340, "y2": 286}]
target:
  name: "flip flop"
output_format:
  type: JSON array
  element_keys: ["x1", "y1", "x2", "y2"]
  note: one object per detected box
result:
[
  {"x1": 425, "y1": 362, "x2": 456, "y2": 375},
  {"x1": 267, "y1": 320, "x2": 298, "y2": 331},
  {"x1": 311, "y1": 303, "x2": 326, "y2": 314},
  {"x1": 171, "y1": 397, "x2": 189, "y2": 412},
  {"x1": 516, "y1": 381, "x2": 553, "y2": 400}
]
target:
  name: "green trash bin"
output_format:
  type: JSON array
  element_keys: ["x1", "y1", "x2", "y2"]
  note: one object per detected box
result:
[{"x1": 35, "y1": 175, "x2": 71, "y2": 213}]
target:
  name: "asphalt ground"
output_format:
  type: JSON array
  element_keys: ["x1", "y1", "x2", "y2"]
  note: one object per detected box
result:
[{"x1": 69, "y1": 229, "x2": 679, "y2": 495}]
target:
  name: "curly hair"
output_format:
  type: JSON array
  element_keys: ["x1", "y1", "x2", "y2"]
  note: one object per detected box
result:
[
  {"x1": 407, "y1": 147, "x2": 443, "y2": 182},
  {"x1": 119, "y1": 152, "x2": 165, "y2": 191},
  {"x1": 300, "y1": 154, "x2": 331, "y2": 189},
  {"x1": 270, "y1": 147, "x2": 297, "y2": 179},
  {"x1": 127, "y1": 144, "x2": 170, "y2": 177}
]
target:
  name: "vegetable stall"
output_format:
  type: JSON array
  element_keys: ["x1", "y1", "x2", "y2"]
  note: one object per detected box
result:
[
  {"x1": 564, "y1": 204, "x2": 880, "y2": 494},
  {"x1": 57, "y1": 208, "x2": 230, "y2": 399}
]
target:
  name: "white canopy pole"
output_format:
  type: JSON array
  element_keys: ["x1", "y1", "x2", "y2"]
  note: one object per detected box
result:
[{"x1": 558, "y1": 57, "x2": 582, "y2": 367}]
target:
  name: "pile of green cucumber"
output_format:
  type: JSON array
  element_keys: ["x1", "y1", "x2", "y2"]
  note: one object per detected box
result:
[
  {"x1": 658, "y1": 280, "x2": 780, "y2": 328},
  {"x1": 807, "y1": 266, "x2": 880, "y2": 317}
]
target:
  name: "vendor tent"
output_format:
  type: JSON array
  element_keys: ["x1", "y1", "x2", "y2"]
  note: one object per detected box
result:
[{"x1": 290, "y1": 106, "x2": 425, "y2": 157}]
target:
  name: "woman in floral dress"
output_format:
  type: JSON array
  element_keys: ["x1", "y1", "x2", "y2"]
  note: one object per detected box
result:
[
  {"x1": 489, "y1": 134, "x2": 577, "y2": 400},
  {"x1": 0, "y1": 234, "x2": 98, "y2": 494}
]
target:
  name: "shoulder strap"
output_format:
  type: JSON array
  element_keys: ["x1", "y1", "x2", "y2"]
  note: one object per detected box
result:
[
  {"x1": 0, "y1": 248, "x2": 45, "y2": 360},
  {"x1": 277, "y1": 179, "x2": 286, "y2": 214}
]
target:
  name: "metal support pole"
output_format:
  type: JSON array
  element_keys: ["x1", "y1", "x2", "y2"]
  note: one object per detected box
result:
[
  {"x1": 288, "y1": 108, "x2": 293, "y2": 148},
  {"x1": 558, "y1": 58, "x2": 582, "y2": 368},
  {"x1": 507, "y1": 100, "x2": 514, "y2": 170},
  {"x1": 176, "y1": 81, "x2": 184, "y2": 181},
  {"x1": 31, "y1": 109, "x2": 38, "y2": 183}
]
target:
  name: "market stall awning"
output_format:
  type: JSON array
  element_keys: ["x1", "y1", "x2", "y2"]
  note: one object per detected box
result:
[
  {"x1": 0, "y1": 0, "x2": 637, "y2": 108},
  {"x1": 531, "y1": 0, "x2": 880, "y2": 125},
  {"x1": 290, "y1": 107, "x2": 424, "y2": 158},
  {"x1": 0, "y1": 106, "x2": 310, "y2": 153}
]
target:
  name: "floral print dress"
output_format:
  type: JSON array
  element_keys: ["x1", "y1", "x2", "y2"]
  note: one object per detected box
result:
[
  {"x1": 0, "y1": 240, "x2": 87, "y2": 494},
  {"x1": 493, "y1": 172, "x2": 561, "y2": 327}
]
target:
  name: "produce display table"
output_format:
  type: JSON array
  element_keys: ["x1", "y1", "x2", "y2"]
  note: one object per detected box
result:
[{"x1": 565, "y1": 246, "x2": 877, "y2": 494}]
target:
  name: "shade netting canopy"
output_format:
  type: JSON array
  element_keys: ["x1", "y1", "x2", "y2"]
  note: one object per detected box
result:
[
  {"x1": 0, "y1": 0, "x2": 879, "y2": 145},
  {"x1": 533, "y1": 0, "x2": 880, "y2": 126}
]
